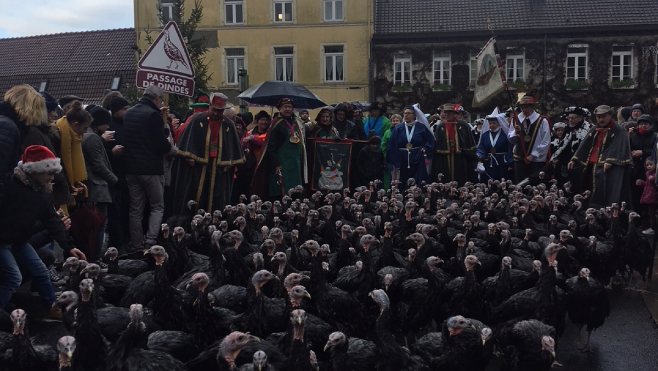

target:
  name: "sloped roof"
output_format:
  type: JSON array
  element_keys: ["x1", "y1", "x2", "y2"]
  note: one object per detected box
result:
[
  {"x1": 0, "y1": 28, "x2": 137, "y2": 104},
  {"x1": 375, "y1": 0, "x2": 658, "y2": 36}
]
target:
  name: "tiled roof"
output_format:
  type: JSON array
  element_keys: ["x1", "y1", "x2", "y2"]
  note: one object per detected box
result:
[
  {"x1": 0, "y1": 28, "x2": 137, "y2": 104},
  {"x1": 375, "y1": 0, "x2": 658, "y2": 36}
]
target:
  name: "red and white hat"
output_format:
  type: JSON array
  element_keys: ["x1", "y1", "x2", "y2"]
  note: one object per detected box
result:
[{"x1": 19, "y1": 145, "x2": 62, "y2": 174}]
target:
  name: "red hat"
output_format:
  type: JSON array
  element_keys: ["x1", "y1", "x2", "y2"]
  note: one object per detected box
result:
[
  {"x1": 518, "y1": 96, "x2": 536, "y2": 106},
  {"x1": 20, "y1": 145, "x2": 62, "y2": 174},
  {"x1": 210, "y1": 93, "x2": 234, "y2": 110}
]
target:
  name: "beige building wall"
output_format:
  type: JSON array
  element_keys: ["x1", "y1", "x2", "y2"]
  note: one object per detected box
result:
[{"x1": 134, "y1": 0, "x2": 373, "y2": 111}]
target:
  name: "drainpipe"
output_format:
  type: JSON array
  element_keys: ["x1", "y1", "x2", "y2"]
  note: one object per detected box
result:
[
  {"x1": 543, "y1": 34, "x2": 547, "y2": 112},
  {"x1": 368, "y1": 0, "x2": 374, "y2": 102}
]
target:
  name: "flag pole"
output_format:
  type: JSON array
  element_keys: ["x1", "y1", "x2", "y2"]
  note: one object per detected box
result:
[{"x1": 487, "y1": 18, "x2": 516, "y2": 111}]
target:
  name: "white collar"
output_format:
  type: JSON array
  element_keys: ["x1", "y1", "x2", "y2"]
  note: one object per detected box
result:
[{"x1": 519, "y1": 111, "x2": 539, "y2": 122}]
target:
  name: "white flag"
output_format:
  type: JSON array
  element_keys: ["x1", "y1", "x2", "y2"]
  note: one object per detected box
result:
[{"x1": 472, "y1": 37, "x2": 505, "y2": 108}]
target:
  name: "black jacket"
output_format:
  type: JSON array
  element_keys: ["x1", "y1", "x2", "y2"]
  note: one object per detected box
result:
[
  {"x1": 122, "y1": 97, "x2": 172, "y2": 175},
  {"x1": 0, "y1": 103, "x2": 23, "y2": 202},
  {"x1": 356, "y1": 146, "x2": 386, "y2": 187},
  {"x1": 106, "y1": 116, "x2": 127, "y2": 177},
  {"x1": 0, "y1": 168, "x2": 70, "y2": 252}
]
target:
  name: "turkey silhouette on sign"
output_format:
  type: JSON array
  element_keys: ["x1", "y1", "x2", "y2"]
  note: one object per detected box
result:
[{"x1": 138, "y1": 21, "x2": 195, "y2": 78}]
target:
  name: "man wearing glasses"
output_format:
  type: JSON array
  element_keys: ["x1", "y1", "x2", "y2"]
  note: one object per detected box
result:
[{"x1": 550, "y1": 106, "x2": 593, "y2": 190}]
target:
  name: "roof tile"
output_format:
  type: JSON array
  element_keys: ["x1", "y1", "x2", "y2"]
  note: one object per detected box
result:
[{"x1": 0, "y1": 28, "x2": 137, "y2": 104}]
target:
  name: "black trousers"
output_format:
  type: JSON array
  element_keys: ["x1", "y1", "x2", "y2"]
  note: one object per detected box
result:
[{"x1": 513, "y1": 161, "x2": 545, "y2": 184}]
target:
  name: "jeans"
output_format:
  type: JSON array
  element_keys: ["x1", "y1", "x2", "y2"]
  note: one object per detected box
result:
[
  {"x1": 108, "y1": 176, "x2": 129, "y2": 248},
  {"x1": 96, "y1": 203, "x2": 108, "y2": 259},
  {"x1": 127, "y1": 174, "x2": 165, "y2": 249},
  {"x1": 0, "y1": 243, "x2": 56, "y2": 310}
]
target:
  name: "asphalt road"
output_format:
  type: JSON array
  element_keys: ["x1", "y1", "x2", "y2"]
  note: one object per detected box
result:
[{"x1": 2, "y1": 284, "x2": 654, "y2": 371}]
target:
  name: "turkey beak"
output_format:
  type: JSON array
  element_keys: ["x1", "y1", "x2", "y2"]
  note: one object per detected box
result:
[
  {"x1": 67, "y1": 350, "x2": 73, "y2": 359},
  {"x1": 477, "y1": 261, "x2": 482, "y2": 266},
  {"x1": 88, "y1": 286, "x2": 93, "y2": 294},
  {"x1": 482, "y1": 338, "x2": 486, "y2": 346},
  {"x1": 323, "y1": 342, "x2": 331, "y2": 352},
  {"x1": 248, "y1": 334, "x2": 261, "y2": 343},
  {"x1": 258, "y1": 366, "x2": 262, "y2": 371},
  {"x1": 271, "y1": 256, "x2": 276, "y2": 262},
  {"x1": 551, "y1": 351, "x2": 556, "y2": 358},
  {"x1": 305, "y1": 292, "x2": 311, "y2": 299}
]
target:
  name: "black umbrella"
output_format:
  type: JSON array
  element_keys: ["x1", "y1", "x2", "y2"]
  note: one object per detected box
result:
[{"x1": 237, "y1": 81, "x2": 327, "y2": 109}]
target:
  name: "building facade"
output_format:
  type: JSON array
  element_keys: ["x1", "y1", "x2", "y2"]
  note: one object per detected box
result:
[
  {"x1": 372, "y1": 0, "x2": 658, "y2": 121},
  {"x1": 134, "y1": 0, "x2": 373, "y2": 107}
]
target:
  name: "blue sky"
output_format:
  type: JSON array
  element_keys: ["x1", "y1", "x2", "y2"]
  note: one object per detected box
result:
[{"x1": 0, "y1": 0, "x2": 134, "y2": 38}]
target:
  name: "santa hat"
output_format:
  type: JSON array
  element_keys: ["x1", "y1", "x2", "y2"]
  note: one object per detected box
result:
[{"x1": 19, "y1": 145, "x2": 62, "y2": 174}]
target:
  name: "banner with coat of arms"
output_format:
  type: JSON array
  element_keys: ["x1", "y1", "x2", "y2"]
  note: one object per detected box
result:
[{"x1": 472, "y1": 37, "x2": 506, "y2": 108}]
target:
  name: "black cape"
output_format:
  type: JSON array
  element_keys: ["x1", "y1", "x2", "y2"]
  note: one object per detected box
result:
[
  {"x1": 170, "y1": 113, "x2": 245, "y2": 214},
  {"x1": 571, "y1": 121, "x2": 632, "y2": 206},
  {"x1": 431, "y1": 120, "x2": 478, "y2": 184}
]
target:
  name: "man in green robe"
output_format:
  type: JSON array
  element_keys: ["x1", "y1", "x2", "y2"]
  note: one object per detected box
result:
[{"x1": 251, "y1": 98, "x2": 305, "y2": 200}]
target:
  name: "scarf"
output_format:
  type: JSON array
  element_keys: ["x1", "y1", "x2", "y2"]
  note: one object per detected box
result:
[
  {"x1": 56, "y1": 117, "x2": 87, "y2": 185},
  {"x1": 589, "y1": 121, "x2": 613, "y2": 164},
  {"x1": 209, "y1": 118, "x2": 222, "y2": 158}
]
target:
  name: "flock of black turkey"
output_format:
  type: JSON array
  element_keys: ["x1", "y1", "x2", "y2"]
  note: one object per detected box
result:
[{"x1": 0, "y1": 178, "x2": 653, "y2": 371}]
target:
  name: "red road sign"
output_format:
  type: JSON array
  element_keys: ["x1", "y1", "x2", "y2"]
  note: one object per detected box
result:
[
  {"x1": 136, "y1": 70, "x2": 195, "y2": 96},
  {"x1": 137, "y1": 21, "x2": 196, "y2": 97}
]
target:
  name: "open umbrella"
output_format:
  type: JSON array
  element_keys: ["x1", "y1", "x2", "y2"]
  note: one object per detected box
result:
[{"x1": 237, "y1": 81, "x2": 327, "y2": 109}]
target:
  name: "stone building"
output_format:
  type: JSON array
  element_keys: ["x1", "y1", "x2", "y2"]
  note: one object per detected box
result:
[{"x1": 372, "y1": 0, "x2": 658, "y2": 121}]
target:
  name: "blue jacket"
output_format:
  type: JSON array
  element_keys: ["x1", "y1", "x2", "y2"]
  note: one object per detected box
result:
[{"x1": 122, "y1": 97, "x2": 172, "y2": 175}]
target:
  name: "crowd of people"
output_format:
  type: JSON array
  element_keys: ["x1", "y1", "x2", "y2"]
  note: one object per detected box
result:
[{"x1": 0, "y1": 82, "x2": 656, "y2": 370}]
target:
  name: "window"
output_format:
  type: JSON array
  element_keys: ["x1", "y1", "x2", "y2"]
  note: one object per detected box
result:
[
  {"x1": 611, "y1": 46, "x2": 633, "y2": 81},
  {"x1": 38, "y1": 80, "x2": 47, "y2": 92},
  {"x1": 274, "y1": 0, "x2": 293, "y2": 22},
  {"x1": 324, "y1": 0, "x2": 343, "y2": 21},
  {"x1": 506, "y1": 51, "x2": 525, "y2": 82},
  {"x1": 433, "y1": 52, "x2": 451, "y2": 85},
  {"x1": 324, "y1": 45, "x2": 344, "y2": 82},
  {"x1": 110, "y1": 77, "x2": 121, "y2": 90},
  {"x1": 394, "y1": 54, "x2": 411, "y2": 85},
  {"x1": 226, "y1": 48, "x2": 245, "y2": 85},
  {"x1": 161, "y1": 1, "x2": 174, "y2": 23},
  {"x1": 469, "y1": 51, "x2": 478, "y2": 86},
  {"x1": 225, "y1": 0, "x2": 243, "y2": 24},
  {"x1": 566, "y1": 46, "x2": 588, "y2": 81},
  {"x1": 275, "y1": 47, "x2": 294, "y2": 81}
]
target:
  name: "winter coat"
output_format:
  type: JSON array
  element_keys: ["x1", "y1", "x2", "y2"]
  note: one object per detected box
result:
[
  {"x1": 122, "y1": 97, "x2": 172, "y2": 175},
  {"x1": 82, "y1": 128, "x2": 117, "y2": 203},
  {"x1": 0, "y1": 103, "x2": 22, "y2": 202},
  {"x1": 356, "y1": 146, "x2": 386, "y2": 187},
  {"x1": 630, "y1": 129, "x2": 657, "y2": 180},
  {"x1": 640, "y1": 170, "x2": 658, "y2": 205},
  {"x1": 0, "y1": 167, "x2": 71, "y2": 252},
  {"x1": 22, "y1": 124, "x2": 73, "y2": 206}
]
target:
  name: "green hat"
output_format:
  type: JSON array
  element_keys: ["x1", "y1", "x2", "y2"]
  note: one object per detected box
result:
[{"x1": 189, "y1": 89, "x2": 210, "y2": 108}]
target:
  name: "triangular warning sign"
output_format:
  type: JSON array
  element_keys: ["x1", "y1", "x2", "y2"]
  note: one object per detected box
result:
[{"x1": 138, "y1": 21, "x2": 195, "y2": 78}]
